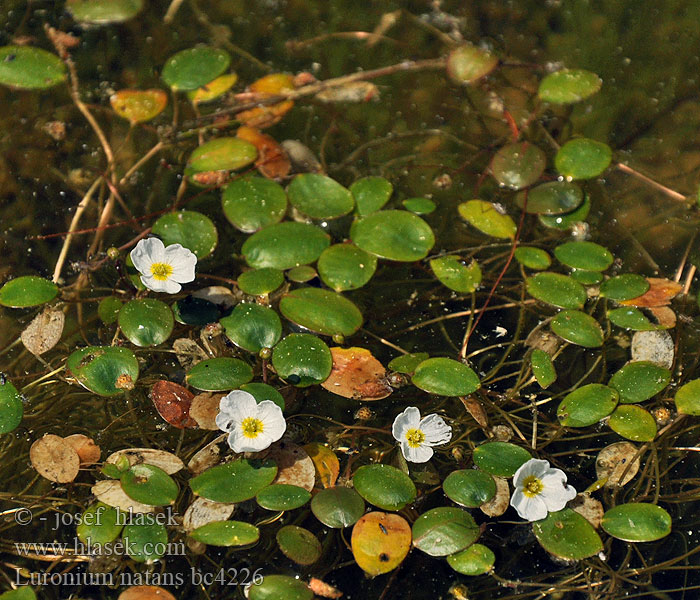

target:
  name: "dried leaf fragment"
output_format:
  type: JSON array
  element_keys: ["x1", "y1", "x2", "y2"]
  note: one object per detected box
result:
[
  {"x1": 150, "y1": 380, "x2": 197, "y2": 429},
  {"x1": 105, "y1": 448, "x2": 184, "y2": 474},
  {"x1": 322, "y1": 347, "x2": 392, "y2": 400},
  {"x1": 118, "y1": 587, "x2": 176, "y2": 600},
  {"x1": 30, "y1": 434, "x2": 80, "y2": 483},
  {"x1": 619, "y1": 278, "x2": 682, "y2": 307},
  {"x1": 596, "y1": 441, "x2": 640, "y2": 487},
  {"x1": 183, "y1": 497, "x2": 235, "y2": 531},
  {"x1": 189, "y1": 392, "x2": 224, "y2": 430},
  {"x1": 266, "y1": 442, "x2": 315, "y2": 491},
  {"x1": 63, "y1": 433, "x2": 101, "y2": 465},
  {"x1": 91, "y1": 480, "x2": 155, "y2": 514},
  {"x1": 308, "y1": 578, "x2": 343, "y2": 599},
  {"x1": 21, "y1": 308, "x2": 64, "y2": 355}
]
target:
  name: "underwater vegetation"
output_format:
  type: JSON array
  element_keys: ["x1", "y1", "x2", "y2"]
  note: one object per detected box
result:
[{"x1": 0, "y1": 1, "x2": 699, "y2": 599}]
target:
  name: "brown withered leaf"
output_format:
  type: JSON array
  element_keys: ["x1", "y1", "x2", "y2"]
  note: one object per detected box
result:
[
  {"x1": 183, "y1": 497, "x2": 235, "y2": 532},
  {"x1": 63, "y1": 433, "x2": 101, "y2": 465},
  {"x1": 236, "y1": 125, "x2": 291, "y2": 180},
  {"x1": 266, "y1": 442, "x2": 315, "y2": 491},
  {"x1": 237, "y1": 100, "x2": 295, "y2": 129},
  {"x1": 117, "y1": 587, "x2": 176, "y2": 600},
  {"x1": 648, "y1": 306, "x2": 676, "y2": 329},
  {"x1": 30, "y1": 434, "x2": 80, "y2": 483},
  {"x1": 173, "y1": 338, "x2": 208, "y2": 370},
  {"x1": 315, "y1": 81, "x2": 379, "y2": 103},
  {"x1": 480, "y1": 476, "x2": 510, "y2": 517},
  {"x1": 308, "y1": 578, "x2": 343, "y2": 599},
  {"x1": 150, "y1": 380, "x2": 197, "y2": 429},
  {"x1": 106, "y1": 448, "x2": 185, "y2": 474},
  {"x1": 322, "y1": 347, "x2": 392, "y2": 400},
  {"x1": 189, "y1": 392, "x2": 224, "y2": 430},
  {"x1": 619, "y1": 277, "x2": 682, "y2": 307},
  {"x1": 21, "y1": 308, "x2": 64, "y2": 355},
  {"x1": 460, "y1": 395, "x2": 488, "y2": 428}
]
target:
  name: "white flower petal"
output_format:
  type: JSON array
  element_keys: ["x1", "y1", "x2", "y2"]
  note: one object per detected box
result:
[
  {"x1": 400, "y1": 440, "x2": 433, "y2": 463},
  {"x1": 220, "y1": 390, "x2": 257, "y2": 416},
  {"x1": 392, "y1": 406, "x2": 421, "y2": 442},
  {"x1": 215, "y1": 411, "x2": 234, "y2": 432},
  {"x1": 419, "y1": 413, "x2": 452, "y2": 446},
  {"x1": 130, "y1": 238, "x2": 165, "y2": 273},
  {"x1": 256, "y1": 400, "x2": 286, "y2": 442},
  {"x1": 139, "y1": 275, "x2": 181, "y2": 294},
  {"x1": 510, "y1": 488, "x2": 548, "y2": 521},
  {"x1": 234, "y1": 431, "x2": 272, "y2": 452},
  {"x1": 540, "y1": 472, "x2": 577, "y2": 511},
  {"x1": 163, "y1": 244, "x2": 197, "y2": 284},
  {"x1": 513, "y1": 458, "x2": 550, "y2": 487}
]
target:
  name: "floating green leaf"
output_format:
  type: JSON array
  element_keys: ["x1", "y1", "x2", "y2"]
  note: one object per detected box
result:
[
  {"x1": 447, "y1": 543, "x2": 495, "y2": 575},
  {"x1": 403, "y1": 197, "x2": 436, "y2": 214},
  {"x1": 490, "y1": 142, "x2": 546, "y2": 190},
  {"x1": 190, "y1": 520, "x2": 260, "y2": 546},
  {"x1": 98, "y1": 296, "x2": 122, "y2": 324},
  {"x1": 185, "y1": 137, "x2": 257, "y2": 177},
  {"x1": 551, "y1": 310, "x2": 604, "y2": 347},
  {"x1": 257, "y1": 484, "x2": 311, "y2": 511},
  {"x1": 67, "y1": 346, "x2": 139, "y2": 396},
  {"x1": 557, "y1": 384, "x2": 619, "y2": 427},
  {"x1": 570, "y1": 269, "x2": 603, "y2": 285},
  {"x1": 516, "y1": 181, "x2": 584, "y2": 215},
  {"x1": 220, "y1": 303, "x2": 281, "y2": 353},
  {"x1": 0, "y1": 377, "x2": 22, "y2": 434},
  {"x1": 151, "y1": 211, "x2": 217, "y2": 258},
  {"x1": 353, "y1": 464, "x2": 417, "y2": 511},
  {"x1": 311, "y1": 486, "x2": 365, "y2": 528},
  {"x1": 280, "y1": 288, "x2": 363, "y2": 337},
  {"x1": 538, "y1": 69, "x2": 602, "y2": 104},
  {"x1": 118, "y1": 299, "x2": 174, "y2": 347},
  {"x1": 388, "y1": 352, "x2": 430, "y2": 374},
  {"x1": 240, "y1": 382, "x2": 285, "y2": 411},
  {"x1": 446, "y1": 44, "x2": 499, "y2": 84},
  {"x1": 76, "y1": 503, "x2": 123, "y2": 546},
  {"x1": 531, "y1": 349, "x2": 556, "y2": 389},
  {"x1": 443, "y1": 470, "x2": 496, "y2": 508},
  {"x1": 120, "y1": 464, "x2": 178, "y2": 506},
  {"x1": 0, "y1": 276, "x2": 58, "y2": 308},
  {"x1": 350, "y1": 176, "x2": 393, "y2": 216},
  {"x1": 533, "y1": 509, "x2": 603, "y2": 559},
  {"x1": 601, "y1": 503, "x2": 671, "y2": 542},
  {"x1": 0, "y1": 46, "x2": 66, "y2": 90},
  {"x1": 185, "y1": 357, "x2": 253, "y2": 391},
  {"x1": 554, "y1": 242, "x2": 613, "y2": 271},
  {"x1": 609, "y1": 361, "x2": 670, "y2": 403},
  {"x1": 287, "y1": 265, "x2": 316, "y2": 282},
  {"x1": 287, "y1": 173, "x2": 354, "y2": 219},
  {"x1": 237, "y1": 268, "x2": 285, "y2": 295},
  {"x1": 515, "y1": 247, "x2": 552, "y2": 270},
  {"x1": 412, "y1": 507, "x2": 479, "y2": 556},
  {"x1": 412, "y1": 357, "x2": 480, "y2": 396},
  {"x1": 555, "y1": 138, "x2": 612, "y2": 180},
  {"x1": 608, "y1": 307, "x2": 659, "y2": 331},
  {"x1": 608, "y1": 405, "x2": 657, "y2": 441},
  {"x1": 317, "y1": 244, "x2": 377, "y2": 291},
  {"x1": 600, "y1": 274, "x2": 650, "y2": 301},
  {"x1": 539, "y1": 194, "x2": 591, "y2": 230},
  {"x1": 351, "y1": 210, "x2": 434, "y2": 261},
  {"x1": 0, "y1": 589, "x2": 36, "y2": 600},
  {"x1": 249, "y1": 575, "x2": 313, "y2": 600},
  {"x1": 472, "y1": 442, "x2": 531, "y2": 477},
  {"x1": 242, "y1": 222, "x2": 330, "y2": 270},
  {"x1": 67, "y1": 0, "x2": 143, "y2": 24},
  {"x1": 675, "y1": 379, "x2": 700, "y2": 415},
  {"x1": 276, "y1": 525, "x2": 322, "y2": 565},
  {"x1": 272, "y1": 333, "x2": 332, "y2": 387},
  {"x1": 189, "y1": 458, "x2": 277, "y2": 503},
  {"x1": 458, "y1": 200, "x2": 516, "y2": 239},
  {"x1": 222, "y1": 177, "x2": 287, "y2": 233},
  {"x1": 162, "y1": 46, "x2": 231, "y2": 91},
  {"x1": 526, "y1": 272, "x2": 586, "y2": 308},
  {"x1": 122, "y1": 515, "x2": 168, "y2": 563},
  {"x1": 430, "y1": 256, "x2": 482, "y2": 293}
]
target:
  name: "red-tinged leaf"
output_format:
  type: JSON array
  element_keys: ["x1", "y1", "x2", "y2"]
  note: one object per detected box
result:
[
  {"x1": 237, "y1": 126, "x2": 291, "y2": 180},
  {"x1": 150, "y1": 380, "x2": 197, "y2": 429},
  {"x1": 110, "y1": 89, "x2": 168, "y2": 124}
]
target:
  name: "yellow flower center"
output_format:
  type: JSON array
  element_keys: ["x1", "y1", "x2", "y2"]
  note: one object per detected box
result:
[
  {"x1": 522, "y1": 475, "x2": 544, "y2": 498},
  {"x1": 405, "y1": 428, "x2": 425, "y2": 448},
  {"x1": 150, "y1": 262, "x2": 173, "y2": 281},
  {"x1": 241, "y1": 417, "x2": 264, "y2": 438}
]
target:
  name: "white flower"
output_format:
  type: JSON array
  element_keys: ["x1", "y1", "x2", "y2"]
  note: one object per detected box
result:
[
  {"x1": 391, "y1": 406, "x2": 451, "y2": 463},
  {"x1": 130, "y1": 237, "x2": 197, "y2": 294},
  {"x1": 510, "y1": 458, "x2": 577, "y2": 521},
  {"x1": 215, "y1": 390, "x2": 286, "y2": 453}
]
